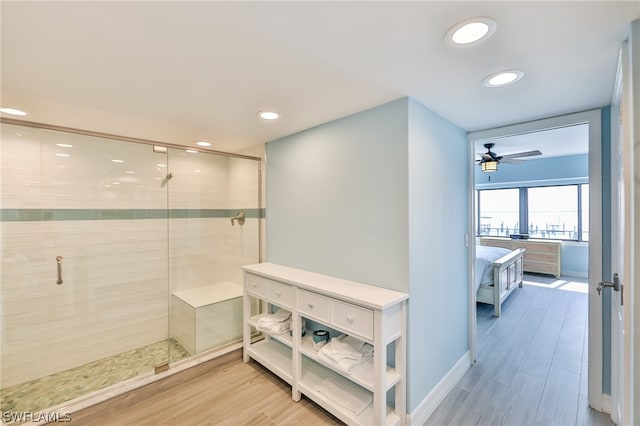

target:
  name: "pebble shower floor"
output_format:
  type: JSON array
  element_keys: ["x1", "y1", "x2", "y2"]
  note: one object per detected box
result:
[{"x1": 1, "y1": 338, "x2": 189, "y2": 417}]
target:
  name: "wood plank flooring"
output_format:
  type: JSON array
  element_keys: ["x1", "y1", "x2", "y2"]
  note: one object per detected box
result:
[
  {"x1": 65, "y1": 275, "x2": 614, "y2": 426},
  {"x1": 65, "y1": 350, "x2": 340, "y2": 426},
  {"x1": 425, "y1": 275, "x2": 615, "y2": 426}
]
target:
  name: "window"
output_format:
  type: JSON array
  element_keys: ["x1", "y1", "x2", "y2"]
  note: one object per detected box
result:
[
  {"x1": 581, "y1": 184, "x2": 589, "y2": 241},
  {"x1": 477, "y1": 184, "x2": 589, "y2": 241},
  {"x1": 477, "y1": 188, "x2": 520, "y2": 237},
  {"x1": 528, "y1": 186, "x2": 578, "y2": 239}
]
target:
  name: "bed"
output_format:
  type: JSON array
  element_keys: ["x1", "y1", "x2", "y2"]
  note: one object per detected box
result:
[{"x1": 475, "y1": 245, "x2": 525, "y2": 317}]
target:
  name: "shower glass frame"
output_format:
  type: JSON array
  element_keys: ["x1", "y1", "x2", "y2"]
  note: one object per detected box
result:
[{"x1": 0, "y1": 118, "x2": 262, "y2": 416}]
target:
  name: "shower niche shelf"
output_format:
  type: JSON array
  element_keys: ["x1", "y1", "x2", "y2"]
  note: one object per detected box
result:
[{"x1": 242, "y1": 262, "x2": 408, "y2": 426}]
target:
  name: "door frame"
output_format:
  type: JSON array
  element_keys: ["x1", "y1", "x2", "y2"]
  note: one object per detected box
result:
[
  {"x1": 467, "y1": 108, "x2": 604, "y2": 410},
  {"x1": 610, "y1": 39, "x2": 633, "y2": 426}
]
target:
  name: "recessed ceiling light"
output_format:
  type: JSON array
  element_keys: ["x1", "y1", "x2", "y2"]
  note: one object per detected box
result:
[
  {"x1": 56, "y1": 143, "x2": 73, "y2": 148},
  {"x1": 257, "y1": 111, "x2": 279, "y2": 120},
  {"x1": 186, "y1": 149, "x2": 198, "y2": 153},
  {"x1": 196, "y1": 141, "x2": 211, "y2": 147},
  {"x1": 0, "y1": 107, "x2": 27, "y2": 116},
  {"x1": 56, "y1": 153, "x2": 70, "y2": 157},
  {"x1": 125, "y1": 170, "x2": 136, "y2": 174},
  {"x1": 483, "y1": 70, "x2": 525, "y2": 87},
  {"x1": 445, "y1": 17, "x2": 496, "y2": 46},
  {"x1": 157, "y1": 163, "x2": 167, "y2": 167},
  {"x1": 111, "y1": 159, "x2": 125, "y2": 163}
]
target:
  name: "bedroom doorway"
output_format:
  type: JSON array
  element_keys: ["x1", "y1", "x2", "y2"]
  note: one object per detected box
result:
[{"x1": 467, "y1": 109, "x2": 605, "y2": 413}]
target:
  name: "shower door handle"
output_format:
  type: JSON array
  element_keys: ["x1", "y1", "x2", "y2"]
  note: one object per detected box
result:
[{"x1": 56, "y1": 256, "x2": 63, "y2": 285}]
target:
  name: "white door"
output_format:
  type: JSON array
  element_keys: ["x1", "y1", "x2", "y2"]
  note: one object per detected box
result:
[{"x1": 608, "y1": 33, "x2": 635, "y2": 426}]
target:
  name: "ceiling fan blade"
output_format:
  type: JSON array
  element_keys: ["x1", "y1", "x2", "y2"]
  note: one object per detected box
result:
[
  {"x1": 479, "y1": 153, "x2": 494, "y2": 161},
  {"x1": 501, "y1": 158, "x2": 524, "y2": 164},
  {"x1": 501, "y1": 150, "x2": 542, "y2": 159}
]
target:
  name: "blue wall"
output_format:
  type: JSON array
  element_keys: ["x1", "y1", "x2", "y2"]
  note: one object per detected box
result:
[
  {"x1": 407, "y1": 98, "x2": 469, "y2": 410},
  {"x1": 266, "y1": 98, "x2": 409, "y2": 290},
  {"x1": 265, "y1": 97, "x2": 469, "y2": 413}
]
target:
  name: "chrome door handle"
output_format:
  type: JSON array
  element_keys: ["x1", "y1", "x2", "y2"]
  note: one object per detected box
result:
[{"x1": 597, "y1": 272, "x2": 620, "y2": 295}]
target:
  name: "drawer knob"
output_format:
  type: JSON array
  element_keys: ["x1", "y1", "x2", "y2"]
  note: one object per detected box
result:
[
  {"x1": 276, "y1": 290, "x2": 281, "y2": 296},
  {"x1": 346, "y1": 315, "x2": 354, "y2": 323},
  {"x1": 308, "y1": 303, "x2": 314, "y2": 309}
]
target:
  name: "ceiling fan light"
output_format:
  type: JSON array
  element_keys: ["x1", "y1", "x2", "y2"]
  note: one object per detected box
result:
[{"x1": 481, "y1": 160, "x2": 498, "y2": 172}]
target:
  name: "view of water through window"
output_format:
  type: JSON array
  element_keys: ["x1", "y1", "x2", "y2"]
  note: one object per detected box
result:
[
  {"x1": 478, "y1": 184, "x2": 589, "y2": 241},
  {"x1": 478, "y1": 188, "x2": 519, "y2": 236}
]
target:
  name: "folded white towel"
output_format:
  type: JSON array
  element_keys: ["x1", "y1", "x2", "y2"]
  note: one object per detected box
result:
[
  {"x1": 317, "y1": 335, "x2": 373, "y2": 374},
  {"x1": 256, "y1": 318, "x2": 291, "y2": 335},
  {"x1": 327, "y1": 336, "x2": 365, "y2": 360},
  {"x1": 316, "y1": 378, "x2": 372, "y2": 416},
  {"x1": 257, "y1": 309, "x2": 291, "y2": 325}
]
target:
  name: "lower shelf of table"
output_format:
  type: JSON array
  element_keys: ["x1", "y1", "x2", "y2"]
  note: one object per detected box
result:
[
  {"x1": 300, "y1": 357, "x2": 401, "y2": 426},
  {"x1": 245, "y1": 338, "x2": 293, "y2": 384},
  {"x1": 245, "y1": 339, "x2": 401, "y2": 426}
]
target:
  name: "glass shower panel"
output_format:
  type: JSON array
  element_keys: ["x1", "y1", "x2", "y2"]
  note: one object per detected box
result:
[
  {"x1": 167, "y1": 149, "x2": 260, "y2": 358},
  {"x1": 0, "y1": 124, "x2": 170, "y2": 415}
]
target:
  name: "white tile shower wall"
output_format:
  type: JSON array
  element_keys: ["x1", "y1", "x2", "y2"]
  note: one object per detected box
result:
[
  {"x1": 167, "y1": 218, "x2": 259, "y2": 293},
  {"x1": 40, "y1": 131, "x2": 168, "y2": 209},
  {"x1": 167, "y1": 151, "x2": 259, "y2": 295},
  {"x1": 2, "y1": 125, "x2": 170, "y2": 210},
  {"x1": 1, "y1": 219, "x2": 169, "y2": 389},
  {"x1": 227, "y1": 157, "x2": 260, "y2": 209},
  {"x1": 1, "y1": 124, "x2": 43, "y2": 208},
  {"x1": 167, "y1": 148, "x2": 229, "y2": 209}
]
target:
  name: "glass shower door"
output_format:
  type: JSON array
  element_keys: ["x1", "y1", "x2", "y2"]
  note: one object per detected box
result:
[
  {"x1": 167, "y1": 148, "x2": 260, "y2": 359},
  {"x1": 0, "y1": 123, "x2": 171, "y2": 416}
]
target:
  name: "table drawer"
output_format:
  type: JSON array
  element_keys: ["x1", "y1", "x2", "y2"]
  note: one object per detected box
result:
[
  {"x1": 524, "y1": 260, "x2": 559, "y2": 276},
  {"x1": 331, "y1": 299, "x2": 374, "y2": 340},
  {"x1": 268, "y1": 281, "x2": 293, "y2": 308},
  {"x1": 533, "y1": 243, "x2": 559, "y2": 254},
  {"x1": 526, "y1": 252, "x2": 558, "y2": 263},
  {"x1": 246, "y1": 274, "x2": 269, "y2": 299},
  {"x1": 298, "y1": 289, "x2": 330, "y2": 322}
]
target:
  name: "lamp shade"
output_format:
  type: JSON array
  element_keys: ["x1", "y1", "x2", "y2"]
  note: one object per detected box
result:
[{"x1": 480, "y1": 160, "x2": 498, "y2": 172}]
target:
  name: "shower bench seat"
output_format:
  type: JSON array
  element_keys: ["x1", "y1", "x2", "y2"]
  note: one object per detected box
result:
[{"x1": 171, "y1": 282, "x2": 243, "y2": 355}]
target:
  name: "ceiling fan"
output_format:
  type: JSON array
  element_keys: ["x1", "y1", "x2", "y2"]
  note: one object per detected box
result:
[{"x1": 477, "y1": 143, "x2": 542, "y2": 172}]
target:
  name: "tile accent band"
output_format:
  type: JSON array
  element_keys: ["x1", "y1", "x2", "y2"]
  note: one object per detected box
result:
[{"x1": 0, "y1": 208, "x2": 265, "y2": 222}]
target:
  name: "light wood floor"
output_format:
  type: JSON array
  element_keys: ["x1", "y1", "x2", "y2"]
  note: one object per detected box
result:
[
  {"x1": 64, "y1": 276, "x2": 614, "y2": 426},
  {"x1": 425, "y1": 275, "x2": 615, "y2": 426},
  {"x1": 65, "y1": 350, "x2": 340, "y2": 426}
]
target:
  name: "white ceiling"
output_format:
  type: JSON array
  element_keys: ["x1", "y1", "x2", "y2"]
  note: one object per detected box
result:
[
  {"x1": 474, "y1": 123, "x2": 590, "y2": 161},
  {"x1": 1, "y1": 2, "x2": 638, "y2": 154}
]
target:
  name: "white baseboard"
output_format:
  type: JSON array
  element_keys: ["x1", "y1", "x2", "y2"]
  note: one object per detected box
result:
[
  {"x1": 407, "y1": 351, "x2": 471, "y2": 425},
  {"x1": 562, "y1": 270, "x2": 588, "y2": 279}
]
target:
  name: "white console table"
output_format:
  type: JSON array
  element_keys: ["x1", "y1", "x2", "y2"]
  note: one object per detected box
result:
[{"x1": 242, "y1": 262, "x2": 408, "y2": 426}]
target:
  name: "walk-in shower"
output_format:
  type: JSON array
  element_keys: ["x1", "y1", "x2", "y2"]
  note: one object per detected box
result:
[{"x1": 0, "y1": 121, "x2": 261, "y2": 417}]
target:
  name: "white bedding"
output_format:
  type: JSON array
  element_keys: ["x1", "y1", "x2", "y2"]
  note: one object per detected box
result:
[{"x1": 475, "y1": 245, "x2": 512, "y2": 290}]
